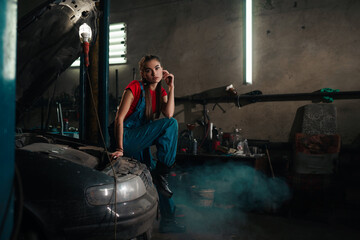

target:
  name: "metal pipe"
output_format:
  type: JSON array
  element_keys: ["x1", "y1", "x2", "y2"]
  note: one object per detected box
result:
[
  {"x1": 79, "y1": 55, "x2": 86, "y2": 140},
  {"x1": 115, "y1": 69, "x2": 119, "y2": 105},
  {"x1": 98, "y1": 0, "x2": 110, "y2": 147},
  {"x1": 175, "y1": 91, "x2": 360, "y2": 105},
  {"x1": 57, "y1": 102, "x2": 64, "y2": 136}
]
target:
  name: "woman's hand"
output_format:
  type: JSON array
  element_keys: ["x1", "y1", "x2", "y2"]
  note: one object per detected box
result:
[
  {"x1": 111, "y1": 150, "x2": 123, "y2": 160},
  {"x1": 161, "y1": 70, "x2": 175, "y2": 118},
  {"x1": 163, "y1": 70, "x2": 174, "y2": 89}
]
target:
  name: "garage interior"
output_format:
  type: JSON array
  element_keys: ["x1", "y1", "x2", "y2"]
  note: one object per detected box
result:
[{"x1": 1, "y1": 0, "x2": 360, "y2": 239}]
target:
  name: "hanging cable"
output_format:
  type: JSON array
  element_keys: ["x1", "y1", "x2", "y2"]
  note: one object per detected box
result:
[{"x1": 85, "y1": 69, "x2": 118, "y2": 239}]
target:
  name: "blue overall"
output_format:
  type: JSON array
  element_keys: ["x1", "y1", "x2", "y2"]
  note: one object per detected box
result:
[{"x1": 123, "y1": 81, "x2": 177, "y2": 216}]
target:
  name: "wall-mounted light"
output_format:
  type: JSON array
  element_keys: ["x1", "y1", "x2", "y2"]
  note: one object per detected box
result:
[
  {"x1": 79, "y1": 23, "x2": 92, "y2": 67},
  {"x1": 245, "y1": 0, "x2": 252, "y2": 85}
]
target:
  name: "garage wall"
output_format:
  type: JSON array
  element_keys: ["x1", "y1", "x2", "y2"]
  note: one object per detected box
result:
[{"x1": 60, "y1": 0, "x2": 360, "y2": 144}]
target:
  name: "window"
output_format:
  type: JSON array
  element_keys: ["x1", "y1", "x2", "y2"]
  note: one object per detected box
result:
[{"x1": 109, "y1": 23, "x2": 127, "y2": 64}]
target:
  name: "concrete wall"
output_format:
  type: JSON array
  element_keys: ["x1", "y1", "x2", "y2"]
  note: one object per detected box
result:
[{"x1": 59, "y1": 0, "x2": 360, "y2": 144}]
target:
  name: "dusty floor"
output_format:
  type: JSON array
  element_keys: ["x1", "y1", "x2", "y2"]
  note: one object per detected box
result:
[
  {"x1": 150, "y1": 204, "x2": 360, "y2": 240},
  {"x1": 149, "y1": 164, "x2": 360, "y2": 240}
]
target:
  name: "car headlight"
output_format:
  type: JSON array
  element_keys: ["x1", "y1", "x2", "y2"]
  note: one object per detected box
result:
[{"x1": 86, "y1": 176, "x2": 147, "y2": 206}]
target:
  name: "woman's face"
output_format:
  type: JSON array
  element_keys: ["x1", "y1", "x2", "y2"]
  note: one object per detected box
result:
[{"x1": 141, "y1": 59, "x2": 163, "y2": 84}]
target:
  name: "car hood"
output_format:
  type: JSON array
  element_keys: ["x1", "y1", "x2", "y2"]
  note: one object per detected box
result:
[
  {"x1": 16, "y1": 135, "x2": 147, "y2": 177},
  {"x1": 16, "y1": 0, "x2": 99, "y2": 121},
  {"x1": 20, "y1": 142, "x2": 99, "y2": 168}
]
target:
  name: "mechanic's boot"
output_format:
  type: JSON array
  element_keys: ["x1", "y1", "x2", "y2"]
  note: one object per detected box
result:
[
  {"x1": 159, "y1": 215, "x2": 186, "y2": 233},
  {"x1": 151, "y1": 162, "x2": 173, "y2": 198}
]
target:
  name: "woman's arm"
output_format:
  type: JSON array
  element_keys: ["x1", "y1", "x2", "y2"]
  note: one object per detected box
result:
[
  {"x1": 112, "y1": 89, "x2": 134, "y2": 158},
  {"x1": 162, "y1": 70, "x2": 175, "y2": 118}
]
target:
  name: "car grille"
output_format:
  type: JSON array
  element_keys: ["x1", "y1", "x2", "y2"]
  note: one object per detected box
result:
[{"x1": 140, "y1": 169, "x2": 153, "y2": 189}]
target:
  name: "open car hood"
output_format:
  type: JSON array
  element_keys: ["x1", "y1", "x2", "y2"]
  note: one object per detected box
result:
[{"x1": 16, "y1": 0, "x2": 99, "y2": 121}]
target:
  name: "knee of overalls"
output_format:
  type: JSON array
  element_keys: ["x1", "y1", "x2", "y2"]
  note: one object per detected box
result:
[{"x1": 163, "y1": 117, "x2": 178, "y2": 131}]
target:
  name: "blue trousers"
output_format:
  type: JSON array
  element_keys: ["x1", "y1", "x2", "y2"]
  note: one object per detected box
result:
[
  {"x1": 123, "y1": 117, "x2": 178, "y2": 215},
  {"x1": 123, "y1": 117, "x2": 178, "y2": 169}
]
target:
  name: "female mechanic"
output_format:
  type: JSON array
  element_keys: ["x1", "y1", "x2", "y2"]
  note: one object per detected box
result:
[{"x1": 111, "y1": 55, "x2": 185, "y2": 233}]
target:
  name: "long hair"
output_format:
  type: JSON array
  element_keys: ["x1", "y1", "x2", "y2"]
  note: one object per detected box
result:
[{"x1": 138, "y1": 55, "x2": 163, "y2": 121}]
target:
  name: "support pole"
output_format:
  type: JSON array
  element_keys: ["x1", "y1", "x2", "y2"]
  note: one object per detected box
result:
[
  {"x1": 98, "y1": 0, "x2": 110, "y2": 147},
  {"x1": 79, "y1": 55, "x2": 86, "y2": 140},
  {"x1": 0, "y1": 0, "x2": 17, "y2": 239}
]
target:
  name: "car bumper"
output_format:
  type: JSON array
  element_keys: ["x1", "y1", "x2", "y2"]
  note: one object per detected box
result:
[{"x1": 63, "y1": 189, "x2": 158, "y2": 240}]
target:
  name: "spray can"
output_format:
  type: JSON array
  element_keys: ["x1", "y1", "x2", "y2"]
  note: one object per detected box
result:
[{"x1": 192, "y1": 139, "x2": 198, "y2": 155}]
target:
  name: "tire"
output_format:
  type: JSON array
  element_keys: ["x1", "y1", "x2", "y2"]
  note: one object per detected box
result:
[{"x1": 136, "y1": 228, "x2": 152, "y2": 240}]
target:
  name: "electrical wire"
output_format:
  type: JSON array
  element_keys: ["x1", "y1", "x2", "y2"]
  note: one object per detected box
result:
[{"x1": 85, "y1": 69, "x2": 118, "y2": 240}]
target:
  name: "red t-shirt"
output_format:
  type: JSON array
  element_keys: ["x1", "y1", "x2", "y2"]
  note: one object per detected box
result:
[{"x1": 125, "y1": 80, "x2": 167, "y2": 119}]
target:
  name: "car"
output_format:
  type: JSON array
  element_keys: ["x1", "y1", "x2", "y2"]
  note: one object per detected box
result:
[
  {"x1": 15, "y1": 132, "x2": 158, "y2": 240},
  {"x1": 15, "y1": 1, "x2": 158, "y2": 239}
]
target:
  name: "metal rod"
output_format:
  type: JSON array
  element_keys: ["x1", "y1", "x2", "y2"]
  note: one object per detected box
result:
[
  {"x1": 176, "y1": 91, "x2": 360, "y2": 105},
  {"x1": 265, "y1": 146, "x2": 275, "y2": 178},
  {"x1": 58, "y1": 102, "x2": 64, "y2": 136},
  {"x1": 115, "y1": 69, "x2": 119, "y2": 105},
  {"x1": 79, "y1": 55, "x2": 86, "y2": 140}
]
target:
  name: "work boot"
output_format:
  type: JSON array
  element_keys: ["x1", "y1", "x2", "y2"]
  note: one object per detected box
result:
[
  {"x1": 151, "y1": 162, "x2": 173, "y2": 198},
  {"x1": 159, "y1": 215, "x2": 186, "y2": 233}
]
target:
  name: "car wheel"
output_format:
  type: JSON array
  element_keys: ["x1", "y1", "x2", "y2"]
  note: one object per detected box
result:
[{"x1": 136, "y1": 229, "x2": 152, "y2": 240}]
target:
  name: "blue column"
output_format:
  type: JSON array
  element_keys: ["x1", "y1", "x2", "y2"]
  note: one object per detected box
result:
[
  {"x1": 98, "y1": 0, "x2": 110, "y2": 147},
  {"x1": 79, "y1": 55, "x2": 86, "y2": 141},
  {"x1": 0, "y1": 0, "x2": 16, "y2": 239}
]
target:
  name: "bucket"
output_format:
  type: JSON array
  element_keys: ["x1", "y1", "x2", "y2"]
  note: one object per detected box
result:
[{"x1": 190, "y1": 185, "x2": 215, "y2": 208}]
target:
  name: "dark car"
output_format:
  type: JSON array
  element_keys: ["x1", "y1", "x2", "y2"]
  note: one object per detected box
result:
[
  {"x1": 15, "y1": 1, "x2": 158, "y2": 239},
  {"x1": 15, "y1": 133, "x2": 158, "y2": 240}
]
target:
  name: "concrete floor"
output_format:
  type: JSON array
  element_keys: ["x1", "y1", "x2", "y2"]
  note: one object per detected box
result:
[
  {"x1": 150, "y1": 204, "x2": 360, "y2": 240},
  {"x1": 148, "y1": 164, "x2": 360, "y2": 240}
]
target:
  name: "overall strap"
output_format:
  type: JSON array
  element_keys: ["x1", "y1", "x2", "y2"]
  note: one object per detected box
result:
[{"x1": 123, "y1": 80, "x2": 147, "y2": 129}]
